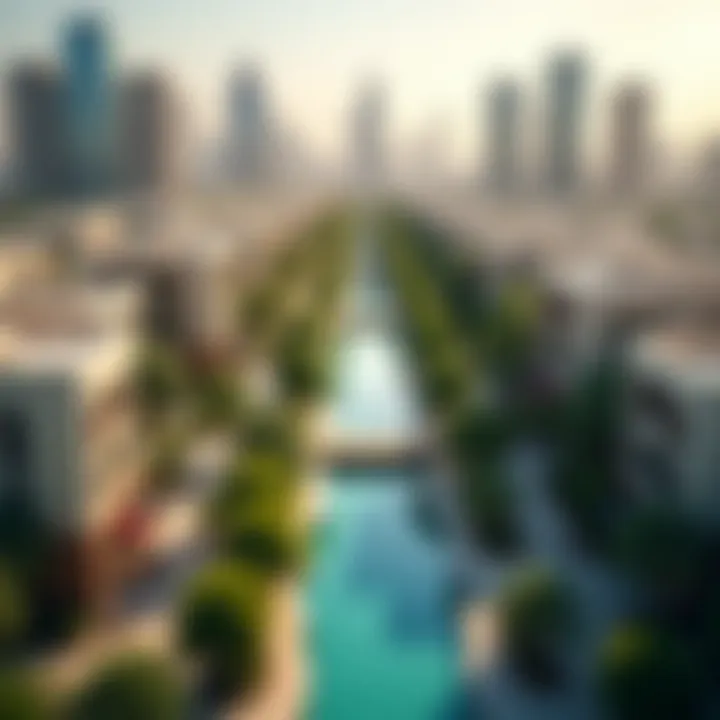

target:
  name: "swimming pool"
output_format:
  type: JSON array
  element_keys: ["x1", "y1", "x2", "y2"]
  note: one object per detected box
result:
[{"x1": 304, "y1": 231, "x2": 462, "y2": 719}]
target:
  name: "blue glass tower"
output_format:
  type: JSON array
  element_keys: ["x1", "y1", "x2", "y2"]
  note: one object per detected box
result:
[{"x1": 63, "y1": 16, "x2": 115, "y2": 195}]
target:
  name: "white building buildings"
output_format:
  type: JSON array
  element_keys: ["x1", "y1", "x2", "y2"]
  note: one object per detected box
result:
[
  {"x1": 623, "y1": 325, "x2": 720, "y2": 519},
  {"x1": 0, "y1": 281, "x2": 146, "y2": 616}
]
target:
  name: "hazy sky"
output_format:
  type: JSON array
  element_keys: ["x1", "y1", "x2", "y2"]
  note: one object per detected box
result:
[{"x1": 0, "y1": 0, "x2": 719, "y2": 169}]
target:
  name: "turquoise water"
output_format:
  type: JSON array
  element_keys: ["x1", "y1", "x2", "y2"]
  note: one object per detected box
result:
[{"x1": 305, "y1": 242, "x2": 462, "y2": 720}]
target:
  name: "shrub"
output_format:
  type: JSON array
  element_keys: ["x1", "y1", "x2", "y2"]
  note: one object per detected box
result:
[
  {"x1": 599, "y1": 625, "x2": 701, "y2": 720},
  {"x1": 148, "y1": 431, "x2": 186, "y2": 495},
  {"x1": 501, "y1": 566, "x2": 574, "y2": 687},
  {"x1": 241, "y1": 410, "x2": 299, "y2": 462},
  {"x1": 69, "y1": 653, "x2": 184, "y2": 720},
  {"x1": 180, "y1": 563, "x2": 267, "y2": 696},
  {"x1": 224, "y1": 516, "x2": 301, "y2": 576},
  {"x1": 192, "y1": 369, "x2": 239, "y2": 430},
  {"x1": 424, "y1": 343, "x2": 471, "y2": 415},
  {"x1": 136, "y1": 345, "x2": 184, "y2": 419},
  {"x1": 450, "y1": 407, "x2": 512, "y2": 467},
  {"x1": 462, "y1": 462, "x2": 519, "y2": 555},
  {"x1": 0, "y1": 669, "x2": 52, "y2": 720},
  {"x1": 0, "y1": 564, "x2": 26, "y2": 654},
  {"x1": 614, "y1": 509, "x2": 702, "y2": 609}
]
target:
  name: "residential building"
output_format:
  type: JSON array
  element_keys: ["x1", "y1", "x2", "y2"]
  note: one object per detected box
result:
[
  {"x1": 623, "y1": 325, "x2": 720, "y2": 519},
  {"x1": 86, "y1": 232, "x2": 239, "y2": 361},
  {"x1": 0, "y1": 282, "x2": 145, "y2": 616}
]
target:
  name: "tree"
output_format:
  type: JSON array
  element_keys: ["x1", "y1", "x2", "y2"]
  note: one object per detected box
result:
[
  {"x1": 148, "y1": 430, "x2": 186, "y2": 494},
  {"x1": 0, "y1": 670, "x2": 52, "y2": 720},
  {"x1": 424, "y1": 343, "x2": 471, "y2": 416},
  {"x1": 241, "y1": 409, "x2": 299, "y2": 462},
  {"x1": 0, "y1": 564, "x2": 26, "y2": 655},
  {"x1": 614, "y1": 509, "x2": 703, "y2": 610},
  {"x1": 462, "y1": 461, "x2": 519, "y2": 554},
  {"x1": 450, "y1": 406, "x2": 512, "y2": 467},
  {"x1": 69, "y1": 653, "x2": 184, "y2": 720},
  {"x1": 486, "y1": 279, "x2": 541, "y2": 379},
  {"x1": 135, "y1": 345, "x2": 184, "y2": 420},
  {"x1": 223, "y1": 516, "x2": 300, "y2": 576},
  {"x1": 599, "y1": 625, "x2": 701, "y2": 720},
  {"x1": 180, "y1": 563, "x2": 267, "y2": 696},
  {"x1": 277, "y1": 322, "x2": 327, "y2": 401},
  {"x1": 501, "y1": 566, "x2": 574, "y2": 686},
  {"x1": 191, "y1": 368, "x2": 239, "y2": 431}
]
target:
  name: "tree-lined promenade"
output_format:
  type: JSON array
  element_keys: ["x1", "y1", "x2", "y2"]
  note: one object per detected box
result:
[
  {"x1": 0, "y1": 208, "x2": 353, "y2": 719},
  {"x1": 381, "y1": 207, "x2": 720, "y2": 719}
]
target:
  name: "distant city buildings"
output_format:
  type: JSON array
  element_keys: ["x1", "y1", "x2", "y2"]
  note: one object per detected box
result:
[
  {"x1": 228, "y1": 65, "x2": 271, "y2": 185},
  {"x1": 8, "y1": 63, "x2": 67, "y2": 197},
  {"x1": 609, "y1": 82, "x2": 652, "y2": 196},
  {"x1": 120, "y1": 71, "x2": 180, "y2": 194},
  {"x1": 485, "y1": 78, "x2": 522, "y2": 196},
  {"x1": 5, "y1": 14, "x2": 186, "y2": 200},
  {"x1": 63, "y1": 16, "x2": 116, "y2": 195},
  {"x1": 543, "y1": 51, "x2": 588, "y2": 196},
  {"x1": 351, "y1": 81, "x2": 386, "y2": 189}
]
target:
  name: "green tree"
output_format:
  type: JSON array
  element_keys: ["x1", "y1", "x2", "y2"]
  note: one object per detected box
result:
[
  {"x1": 180, "y1": 563, "x2": 267, "y2": 696},
  {"x1": 599, "y1": 625, "x2": 700, "y2": 720},
  {"x1": 501, "y1": 566, "x2": 574, "y2": 686},
  {"x1": 614, "y1": 509, "x2": 702, "y2": 608},
  {"x1": 136, "y1": 345, "x2": 184, "y2": 420},
  {"x1": 148, "y1": 427, "x2": 189, "y2": 494},
  {"x1": 190, "y1": 368, "x2": 239, "y2": 431},
  {"x1": 0, "y1": 564, "x2": 27, "y2": 654},
  {"x1": 69, "y1": 653, "x2": 184, "y2": 720},
  {"x1": 0, "y1": 670, "x2": 52, "y2": 720}
]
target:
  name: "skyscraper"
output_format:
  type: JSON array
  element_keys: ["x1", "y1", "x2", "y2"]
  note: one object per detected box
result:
[
  {"x1": 120, "y1": 71, "x2": 180, "y2": 194},
  {"x1": 63, "y1": 15, "x2": 115, "y2": 195},
  {"x1": 351, "y1": 81, "x2": 385, "y2": 188},
  {"x1": 544, "y1": 51, "x2": 588, "y2": 196},
  {"x1": 485, "y1": 78, "x2": 522, "y2": 196},
  {"x1": 8, "y1": 62, "x2": 67, "y2": 197},
  {"x1": 228, "y1": 64, "x2": 270, "y2": 184},
  {"x1": 609, "y1": 82, "x2": 651, "y2": 196}
]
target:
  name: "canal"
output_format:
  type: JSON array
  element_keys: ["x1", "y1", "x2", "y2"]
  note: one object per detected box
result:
[{"x1": 304, "y1": 221, "x2": 463, "y2": 719}]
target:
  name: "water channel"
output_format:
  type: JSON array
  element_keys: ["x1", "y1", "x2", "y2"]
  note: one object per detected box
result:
[{"x1": 304, "y1": 224, "x2": 463, "y2": 719}]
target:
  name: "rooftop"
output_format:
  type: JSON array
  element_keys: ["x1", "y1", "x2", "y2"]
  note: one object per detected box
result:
[
  {"x1": 0, "y1": 281, "x2": 141, "y2": 400},
  {"x1": 633, "y1": 324, "x2": 720, "y2": 392}
]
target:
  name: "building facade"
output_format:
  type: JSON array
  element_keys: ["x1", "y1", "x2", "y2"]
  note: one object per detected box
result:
[
  {"x1": 351, "y1": 81, "x2": 385, "y2": 190},
  {"x1": 0, "y1": 283, "x2": 145, "y2": 617},
  {"x1": 544, "y1": 52, "x2": 587, "y2": 196},
  {"x1": 120, "y1": 71, "x2": 179, "y2": 193},
  {"x1": 623, "y1": 327, "x2": 720, "y2": 520},
  {"x1": 63, "y1": 16, "x2": 115, "y2": 195},
  {"x1": 228, "y1": 65, "x2": 270, "y2": 185},
  {"x1": 8, "y1": 63, "x2": 67, "y2": 197},
  {"x1": 609, "y1": 82, "x2": 651, "y2": 196},
  {"x1": 485, "y1": 78, "x2": 522, "y2": 196}
]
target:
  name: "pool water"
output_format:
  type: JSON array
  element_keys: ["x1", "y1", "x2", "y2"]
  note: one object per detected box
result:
[
  {"x1": 304, "y1": 235, "x2": 462, "y2": 719},
  {"x1": 305, "y1": 472, "x2": 460, "y2": 720}
]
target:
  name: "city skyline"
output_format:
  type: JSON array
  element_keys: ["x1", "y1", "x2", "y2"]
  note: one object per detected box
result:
[{"x1": 0, "y1": 0, "x2": 719, "y2": 172}]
